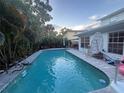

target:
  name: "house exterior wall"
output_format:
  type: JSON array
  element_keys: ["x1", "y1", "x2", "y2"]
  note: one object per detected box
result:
[
  {"x1": 99, "y1": 11, "x2": 124, "y2": 55},
  {"x1": 78, "y1": 33, "x2": 109, "y2": 53},
  {"x1": 78, "y1": 9, "x2": 124, "y2": 55},
  {"x1": 78, "y1": 47, "x2": 88, "y2": 53},
  {"x1": 79, "y1": 32, "x2": 124, "y2": 55},
  {"x1": 64, "y1": 31, "x2": 79, "y2": 40},
  {"x1": 90, "y1": 35, "x2": 93, "y2": 45},
  {"x1": 102, "y1": 33, "x2": 109, "y2": 52}
]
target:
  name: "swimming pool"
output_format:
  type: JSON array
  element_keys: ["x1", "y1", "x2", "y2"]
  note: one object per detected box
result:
[{"x1": 2, "y1": 49, "x2": 110, "y2": 93}]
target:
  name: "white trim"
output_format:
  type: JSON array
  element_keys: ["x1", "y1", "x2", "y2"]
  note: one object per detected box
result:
[
  {"x1": 123, "y1": 42, "x2": 124, "y2": 55},
  {"x1": 98, "y1": 8, "x2": 124, "y2": 21},
  {"x1": 78, "y1": 37, "x2": 81, "y2": 51}
]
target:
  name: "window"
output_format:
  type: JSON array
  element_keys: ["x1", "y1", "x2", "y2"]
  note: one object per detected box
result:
[
  {"x1": 108, "y1": 31, "x2": 124, "y2": 54},
  {"x1": 81, "y1": 36, "x2": 90, "y2": 48}
]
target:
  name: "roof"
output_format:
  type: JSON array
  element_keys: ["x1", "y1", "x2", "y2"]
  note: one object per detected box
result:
[
  {"x1": 98, "y1": 8, "x2": 124, "y2": 21},
  {"x1": 77, "y1": 19, "x2": 124, "y2": 36}
]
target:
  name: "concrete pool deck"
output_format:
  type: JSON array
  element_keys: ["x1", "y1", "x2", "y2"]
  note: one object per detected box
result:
[{"x1": 67, "y1": 49, "x2": 124, "y2": 93}]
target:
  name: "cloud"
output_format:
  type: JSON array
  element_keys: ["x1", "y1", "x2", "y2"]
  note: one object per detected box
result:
[
  {"x1": 90, "y1": 21, "x2": 101, "y2": 29},
  {"x1": 88, "y1": 15, "x2": 99, "y2": 21},
  {"x1": 54, "y1": 24, "x2": 87, "y2": 31},
  {"x1": 70, "y1": 21, "x2": 101, "y2": 30},
  {"x1": 88, "y1": 14, "x2": 108, "y2": 21},
  {"x1": 54, "y1": 25, "x2": 64, "y2": 32},
  {"x1": 53, "y1": 21, "x2": 101, "y2": 32},
  {"x1": 69, "y1": 25, "x2": 86, "y2": 30}
]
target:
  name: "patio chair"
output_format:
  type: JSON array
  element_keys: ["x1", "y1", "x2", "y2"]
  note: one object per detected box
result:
[
  {"x1": 92, "y1": 52, "x2": 104, "y2": 59},
  {"x1": 0, "y1": 70, "x2": 4, "y2": 74},
  {"x1": 103, "y1": 53, "x2": 117, "y2": 65}
]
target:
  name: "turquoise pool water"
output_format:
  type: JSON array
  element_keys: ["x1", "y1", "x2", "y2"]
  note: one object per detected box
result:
[{"x1": 2, "y1": 50, "x2": 109, "y2": 93}]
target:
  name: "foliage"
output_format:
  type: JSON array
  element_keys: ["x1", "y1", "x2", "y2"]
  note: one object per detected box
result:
[
  {"x1": 0, "y1": 0, "x2": 70, "y2": 71},
  {"x1": 0, "y1": 32, "x2": 5, "y2": 45},
  {"x1": 40, "y1": 24, "x2": 65, "y2": 48},
  {"x1": 0, "y1": 0, "x2": 54, "y2": 71}
]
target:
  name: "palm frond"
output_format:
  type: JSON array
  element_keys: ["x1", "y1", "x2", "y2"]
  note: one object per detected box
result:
[{"x1": 0, "y1": 32, "x2": 5, "y2": 45}]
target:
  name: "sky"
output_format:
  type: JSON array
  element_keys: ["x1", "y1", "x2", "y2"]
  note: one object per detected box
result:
[{"x1": 49, "y1": 0, "x2": 124, "y2": 30}]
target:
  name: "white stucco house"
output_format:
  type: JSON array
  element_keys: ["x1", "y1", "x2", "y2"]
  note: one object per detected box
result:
[
  {"x1": 78, "y1": 8, "x2": 124, "y2": 56},
  {"x1": 63, "y1": 29, "x2": 82, "y2": 47}
]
